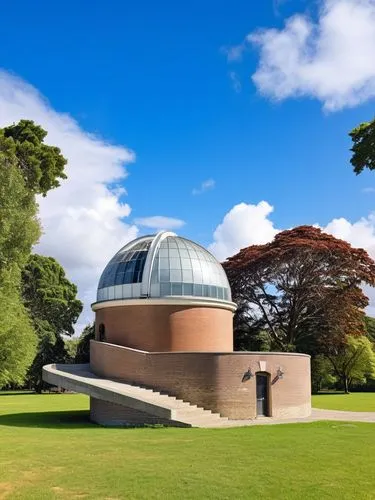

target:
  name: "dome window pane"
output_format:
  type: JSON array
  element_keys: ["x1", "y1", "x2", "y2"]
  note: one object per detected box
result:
[
  {"x1": 170, "y1": 270, "x2": 182, "y2": 281},
  {"x1": 171, "y1": 283, "x2": 182, "y2": 295}
]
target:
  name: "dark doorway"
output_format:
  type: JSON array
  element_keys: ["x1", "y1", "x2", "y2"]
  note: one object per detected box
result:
[
  {"x1": 256, "y1": 373, "x2": 269, "y2": 417},
  {"x1": 98, "y1": 323, "x2": 106, "y2": 342}
]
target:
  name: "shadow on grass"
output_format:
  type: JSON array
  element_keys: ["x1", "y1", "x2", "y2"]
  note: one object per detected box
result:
[
  {"x1": 0, "y1": 410, "x2": 96, "y2": 429},
  {"x1": 0, "y1": 391, "x2": 35, "y2": 397},
  {"x1": 316, "y1": 392, "x2": 346, "y2": 396},
  {"x1": 0, "y1": 411, "x2": 171, "y2": 430}
]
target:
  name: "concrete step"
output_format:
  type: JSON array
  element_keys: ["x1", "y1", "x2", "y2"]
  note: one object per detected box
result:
[{"x1": 43, "y1": 364, "x2": 231, "y2": 428}]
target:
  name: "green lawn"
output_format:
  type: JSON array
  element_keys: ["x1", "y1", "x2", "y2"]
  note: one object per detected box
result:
[
  {"x1": 312, "y1": 392, "x2": 375, "y2": 412},
  {"x1": 1, "y1": 393, "x2": 375, "y2": 499}
]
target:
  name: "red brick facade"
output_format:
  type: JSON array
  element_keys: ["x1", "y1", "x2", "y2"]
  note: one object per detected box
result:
[
  {"x1": 94, "y1": 301, "x2": 234, "y2": 352},
  {"x1": 90, "y1": 341, "x2": 311, "y2": 419}
]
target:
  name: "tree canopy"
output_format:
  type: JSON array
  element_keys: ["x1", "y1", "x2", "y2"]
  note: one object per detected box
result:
[
  {"x1": 22, "y1": 254, "x2": 83, "y2": 337},
  {"x1": 0, "y1": 139, "x2": 40, "y2": 283},
  {"x1": 75, "y1": 324, "x2": 95, "y2": 363},
  {"x1": 2, "y1": 120, "x2": 67, "y2": 195},
  {"x1": 365, "y1": 316, "x2": 375, "y2": 342},
  {"x1": 224, "y1": 226, "x2": 375, "y2": 353},
  {"x1": 0, "y1": 120, "x2": 68, "y2": 388},
  {"x1": 349, "y1": 118, "x2": 375, "y2": 175},
  {"x1": 0, "y1": 290, "x2": 37, "y2": 387},
  {"x1": 21, "y1": 254, "x2": 82, "y2": 392},
  {"x1": 327, "y1": 336, "x2": 375, "y2": 394}
]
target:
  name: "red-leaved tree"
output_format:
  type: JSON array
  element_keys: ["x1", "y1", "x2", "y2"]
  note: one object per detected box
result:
[{"x1": 223, "y1": 226, "x2": 375, "y2": 353}]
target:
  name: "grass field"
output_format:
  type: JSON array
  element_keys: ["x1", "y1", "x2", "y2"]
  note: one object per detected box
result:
[
  {"x1": 312, "y1": 392, "x2": 375, "y2": 412},
  {"x1": 1, "y1": 393, "x2": 375, "y2": 499}
]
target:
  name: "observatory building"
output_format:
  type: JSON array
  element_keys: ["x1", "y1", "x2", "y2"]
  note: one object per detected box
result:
[
  {"x1": 94, "y1": 231, "x2": 235, "y2": 352},
  {"x1": 44, "y1": 232, "x2": 311, "y2": 427}
]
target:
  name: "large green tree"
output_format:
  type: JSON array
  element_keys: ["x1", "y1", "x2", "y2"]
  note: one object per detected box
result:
[
  {"x1": 22, "y1": 254, "x2": 82, "y2": 337},
  {"x1": 365, "y1": 316, "x2": 375, "y2": 342},
  {"x1": 327, "y1": 336, "x2": 375, "y2": 394},
  {"x1": 0, "y1": 290, "x2": 37, "y2": 387},
  {"x1": 0, "y1": 136, "x2": 40, "y2": 387},
  {"x1": 0, "y1": 120, "x2": 68, "y2": 388},
  {"x1": 349, "y1": 118, "x2": 375, "y2": 174},
  {"x1": 3, "y1": 119, "x2": 67, "y2": 195},
  {"x1": 21, "y1": 254, "x2": 82, "y2": 392},
  {"x1": 75, "y1": 324, "x2": 95, "y2": 363}
]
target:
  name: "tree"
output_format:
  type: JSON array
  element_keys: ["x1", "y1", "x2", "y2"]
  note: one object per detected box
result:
[
  {"x1": 349, "y1": 118, "x2": 375, "y2": 174},
  {"x1": 0, "y1": 139, "x2": 40, "y2": 284},
  {"x1": 0, "y1": 139, "x2": 39, "y2": 388},
  {"x1": 0, "y1": 120, "x2": 68, "y2": 388},
  {"x1": 65, "y1": 338, "x2": 79, "y2": 363},
  {"x1": 26, "y1": 319, "x2": 58, "y2": 393},
  {"x1": 22, "y1": 254, "x2": 83, "y2": 337},
  {"x1": 365, "y1": 316, "x2": 375, "y2": 342},
  {"x1": 75, "y1": 324, "x2": 95, "y2": 363},
  {"x1": 327, "y1": 336, "x2": 375, "y2": 394},
  {"x1": 3, "y1": 120, "x2": 67, "y2": 195},
  {"x1": 224, "y1": 226, "x2": 375, "y2": 353},
  {"x1": 0, "y1": 290, "x2": 37, "y2": 388},
  {"x1": 311, "y1": 355, "x2": 336, "y2": 394},
  {"x1": 233, "y1": 300, "x2": 272, "y2": 351},
  {"x1": 21, "y1": 254, "x2": 82, "y2": 392}
]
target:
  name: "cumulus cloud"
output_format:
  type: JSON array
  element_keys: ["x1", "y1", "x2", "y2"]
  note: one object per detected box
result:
[
  {"x1": 210, "y1": 200, "x2": 375, "y2": 315},
  {"x1": 0, "y1": 70, "x2": 139, "y2": 332},
  {"x1": 209, "y1": 201, "x2": 279, "y2": 260},
  {"x1": 192, "y1": 178, "x2": 216, "y2": 195},
  {"x1": 324, "y1": 214, "x2": 375, "y2": 315},
  {"x1": 134, "y1": 216, "x2": 185, "y2": 230},
  {"x1": 229, "y1": 0, "x2": 375, "y2": 111}
]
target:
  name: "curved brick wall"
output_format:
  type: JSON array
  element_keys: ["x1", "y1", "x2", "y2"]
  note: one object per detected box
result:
[
  {"x1": 94, "y1": 302, "x2": 234, "y2": 352},
  {"x1": 90, "y1": 341, "x2": 311, "y2": 419}
]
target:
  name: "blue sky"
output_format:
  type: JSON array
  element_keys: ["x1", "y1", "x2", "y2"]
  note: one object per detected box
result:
[{"x1": 1, "y1": 0, "x2": 375, "y2": 327}]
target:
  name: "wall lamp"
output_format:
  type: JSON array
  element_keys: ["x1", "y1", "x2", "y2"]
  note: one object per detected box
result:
[
  {"x1": 276, "y1": 367, "x2": 284, "y2": 380},
  {"x1": 242, "y1": 368, "x2": 254, "y2": 383}
]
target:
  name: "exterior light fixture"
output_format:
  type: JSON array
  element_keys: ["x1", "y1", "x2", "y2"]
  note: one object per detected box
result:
[
  {"x1": 276, "y1": 367, "x2": 284, "y2": 380},
  {"x1": 242, "y1": 368, "x2": 254, "y2": 383}
]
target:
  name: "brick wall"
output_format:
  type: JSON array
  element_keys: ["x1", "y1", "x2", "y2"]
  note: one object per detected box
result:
[
  {"x1": 90, "y1": 341, "x2": 311, "y2": 419},
  {"x1": 95, "y1": 304, "x2": 233, "y2": 352}
]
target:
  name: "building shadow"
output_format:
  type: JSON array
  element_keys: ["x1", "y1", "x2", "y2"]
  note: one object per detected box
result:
[
  {"x1": 316, "y1": 392, "x2": 346, "y2": 396},
  {"x1": 0, "y1": 410, "x2": 95, "y2": 429},
  {"x1": 0, "y1": 391, "x2": 35, "y2": 397}
]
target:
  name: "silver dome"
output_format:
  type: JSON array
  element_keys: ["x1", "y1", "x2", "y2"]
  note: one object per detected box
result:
[{"x1": 96, "y1": 232, "x2": 232, "y2": 303}]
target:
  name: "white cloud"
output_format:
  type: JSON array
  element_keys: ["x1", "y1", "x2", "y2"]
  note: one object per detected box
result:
[
  {"x1": 192, "y1": 178, "x2": 216, "y2": 195},
  {"x1": 324, "y1": 214, "x2": 375, "y2": 260},
  {"x1": 324, "y1": 214, "x2": 375, "y2": 316},
  {"x1": 233, "y1": 0, "x2": 375, "y2": 111},
  {"x1": 0, "y1": 70, "x2": 139, "y2": 333},
  {"x1": 209, "y1": 201, "x2": 279, "y2": 261},
  {"x1": 134, "y1": 216, "x2": 185, "y2": 230},
  {"x1": 210, "y1": 200, "x2": 375, "y2": 315}
]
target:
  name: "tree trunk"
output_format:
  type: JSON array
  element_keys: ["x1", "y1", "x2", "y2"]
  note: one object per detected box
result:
[{"x1": 343, "y1": 377, "x2": 350, "y2": 394}]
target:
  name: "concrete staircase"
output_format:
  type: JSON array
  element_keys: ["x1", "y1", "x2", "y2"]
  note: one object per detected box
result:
[
  {"x1": 43, "y1": 363, "x2": 231, "y2": 428},
  {"x1": 125, "y1": 382, "x2": 231, "y2": 428}
]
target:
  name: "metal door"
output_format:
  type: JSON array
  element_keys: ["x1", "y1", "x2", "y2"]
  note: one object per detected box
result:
[{"x1": 256, "y1": 373, "x2": 269, "y2": 416}]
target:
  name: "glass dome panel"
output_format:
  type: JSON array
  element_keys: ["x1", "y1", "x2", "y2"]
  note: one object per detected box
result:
[{"x1": 96, "y1": 233, "x2": 232, "y2": 302}]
